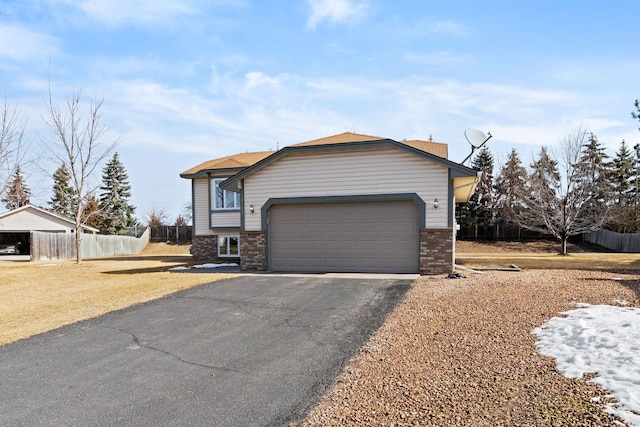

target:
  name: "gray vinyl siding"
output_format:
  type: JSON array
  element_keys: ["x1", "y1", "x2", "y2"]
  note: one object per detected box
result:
[
  {"x1": 210, "y1": 211, "x2": 241, "y2": 229},
  {"x1": 193, "y1": 177, "x2": 242, "y2": 236},
  {"x1": 243, "y1": 147, "x2": 448, "y2": 231},
  {"x1": 193, "y1": 178, "x2": 214, "y2": 236}
]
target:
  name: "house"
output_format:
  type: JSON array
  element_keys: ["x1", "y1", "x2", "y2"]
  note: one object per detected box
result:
[
  {"x1": 0, "y1": 204, "x2": 99, "y2": 255},
  {"x1": 180, "y1": 132, "x2": 480, "y2": 274}
]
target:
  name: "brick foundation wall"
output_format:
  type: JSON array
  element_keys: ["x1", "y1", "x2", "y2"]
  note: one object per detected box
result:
[
  {"x1": 240, "y1": 231, "x2": 266, "y2": 271},
  {"x1": 191, "y1": 235, "x2": 218, "y2": 262},
  {"x1": 420, "y1": 228, "x2": 454, "y2": 275}
]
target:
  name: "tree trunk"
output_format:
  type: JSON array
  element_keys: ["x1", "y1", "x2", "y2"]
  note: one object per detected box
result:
[
  {"x1": 75, "y1": 229, "x2": 82, "y2": 264},
  {"x1": 561, "y1": 237, "x2": 568, "y2": 255}
]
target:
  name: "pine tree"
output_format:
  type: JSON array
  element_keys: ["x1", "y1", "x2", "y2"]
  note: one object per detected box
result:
[
  {"x1": 49, "y1": 164, "x2": 76, "y2": 218},
  {"x1": 575, "y1": 132, "x2": 612, "y2": 208},
  {"x1": 611, "y1": 140, "x2": 634, "y2": 204},
  {"x1": 98, "y1": 153, "x2": 136, "y2": 234},
  {"x1": 628, "y1": 143, "x2": 640, "y2": 232},
  {"x1": 494, "y1": 148, "x2": 528, "y2": 224},
  {"x1": 607, "y1": 140, "x2": 636, "y2": 232},
  {"x1": 632, "y1": 99, "x2": 640, "y2": 129},
  {"x1": 2, "y1": 165, "x2": 30, "y2": 210},
  {"x1": 456, "y1": 146, "x2": 495, "y2": 238}
]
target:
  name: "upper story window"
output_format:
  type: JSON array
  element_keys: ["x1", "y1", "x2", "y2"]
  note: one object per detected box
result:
[{"x1": 213, "y1": 178, "x2": 241, "y2": 210}]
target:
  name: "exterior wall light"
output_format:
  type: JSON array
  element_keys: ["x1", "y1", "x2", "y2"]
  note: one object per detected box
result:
[
  {"x1": 433, "y1": 199, "x2": 439, "y2": 209},
  {"x1": 249, "y1": 204, "x2": 255, "y2": 214}
]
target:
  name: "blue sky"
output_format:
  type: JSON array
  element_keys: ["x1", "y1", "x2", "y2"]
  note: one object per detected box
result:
[{"x1": 1, "y1": 0, "x2": 639, "y2": 221}]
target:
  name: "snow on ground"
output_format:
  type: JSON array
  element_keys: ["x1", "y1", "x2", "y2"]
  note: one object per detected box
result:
[
  {"x1": 169, "y1": 263, "x2": 238, "y2": 271},
  {"x1": 533, "y1": 303, "x2": 640, "y2": 426}
]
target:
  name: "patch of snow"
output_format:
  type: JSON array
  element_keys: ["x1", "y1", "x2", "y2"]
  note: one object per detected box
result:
[
  {"x1": 193, "y1": 263, "x2": 238, "y2": 269},
  {"x1": 169, "y1": 263, "x2": 239, "y2": 271},
  {"x1": 533, "y1": 303, "x2": 640, "y2": 426}
]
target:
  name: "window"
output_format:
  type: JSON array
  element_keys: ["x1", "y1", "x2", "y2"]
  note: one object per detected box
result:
[
  {"x1": 218, "y1": 235, "x2": 239, "y2": 257},
  {"x1": 213, "y1": 179, "x2": 241, "y2": 210}
]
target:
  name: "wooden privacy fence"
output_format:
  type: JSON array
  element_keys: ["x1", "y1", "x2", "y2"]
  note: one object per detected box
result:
[
  {"x1": 31, "y1": 228, "x2": 150, "y2": 261},
  {"x1": 149, "y1": 225, "x2": 192, "y2": 244},
  {"x1": 584, "y1": 229, "x2": 640, "y2": 253}
]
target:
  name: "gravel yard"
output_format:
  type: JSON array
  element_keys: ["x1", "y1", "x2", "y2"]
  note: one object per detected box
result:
[{"x1": 298, "y1": 269, "x2": 640, "y2": 426}]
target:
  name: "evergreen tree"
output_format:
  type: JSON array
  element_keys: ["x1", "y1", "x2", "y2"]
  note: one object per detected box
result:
[
  {"x1": 526, "y1": 146, "x2": 562, "y2": 226},
  {"x1": 2, "y1": 165, "x2": 30, "y2": 210},
  {"x1": 611, "y1": 140, "x2": 634, "y2": 204},
  {"x1": 494, "y1": 148, "x2": 528, "y2": 224},
  {"x1": 575, "y1": 132, "x2": 612, "y2": 209},
  {"x1": 632, "y1": 99, "x2": 640, "y2": 129},
  {"x1": 49, "y1": 164, "x2": 76, "y2": 218},
  {"x1": 456, "y1": 146, "x2": 495, "y2": 238},
  {"x1": 98, "y1": 153, "x2": 136, "y2": 234},
  {"x1": 628, "y1": 143, "x2": 640, "y2": 232},
  {"x1": 607, "y1": 140, "x2": 636, "y2": 232}
]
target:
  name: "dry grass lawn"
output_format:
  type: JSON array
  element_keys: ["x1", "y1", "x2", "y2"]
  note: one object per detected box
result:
[
  {"x1": 0, "y1": 243, "x2": 235, "y2": 346},
  {"x1": 456, "y1": 240, "x2": 640, "y2": 271}
]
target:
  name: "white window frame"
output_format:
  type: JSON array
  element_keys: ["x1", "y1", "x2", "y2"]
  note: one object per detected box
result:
[
  {"x1": 213, "y1": 178, "x2": 241, "y2": 210},
  {"x1": 218, "y1": 235, "x2": 240, "y2": 257}
]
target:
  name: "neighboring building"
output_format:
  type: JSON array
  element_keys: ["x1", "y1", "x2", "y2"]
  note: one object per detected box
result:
[
  {"x1": 0, "y1": 204, "x2": 99, "y2": 255},
  {"x1": 180, "y1": 132, "x2": 479, "y2": 274}
]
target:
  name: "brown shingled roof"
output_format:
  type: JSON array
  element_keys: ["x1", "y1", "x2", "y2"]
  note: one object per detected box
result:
[
  {"x1": 293, "y1": 132, "x2": 448, "y2": 159},
  {"x1": 401, "y1": 140, "x2": 448, "y2": 159},
  {"x1": 292, "y1": 132, "x2": 386, "y2": 147},
  {"x1": 180, "y1": 150, "x2": 275, "y2": 176}
]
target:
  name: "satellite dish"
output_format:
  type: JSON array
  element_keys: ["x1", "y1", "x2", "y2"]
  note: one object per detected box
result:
[
  {"x1": 462, "y1": 128, "x2": 493, "y2": 165},
  {"x1": 464, "y1": 128, "x2": 491, "y2": 148}
]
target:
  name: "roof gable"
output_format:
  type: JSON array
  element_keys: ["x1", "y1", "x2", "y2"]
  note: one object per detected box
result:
[
  {"x1": 180, "y1": 133, "x2": 451, "y2": 180},
  {"x1": 0, "y1": 204, "x2": 100, "y2": 232},
  {"x1": 220, "y1": 136, "x2": 477, "y2": 192}
]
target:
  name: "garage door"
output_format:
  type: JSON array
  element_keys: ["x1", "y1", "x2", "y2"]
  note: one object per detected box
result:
[{"x1": 268, "y1": 201, "x2": 419, "y2": 273}]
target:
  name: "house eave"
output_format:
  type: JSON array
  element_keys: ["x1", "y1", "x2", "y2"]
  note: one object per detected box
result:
[{"x1": 180, "y1": 166, "x2": 250, "y2": 180}]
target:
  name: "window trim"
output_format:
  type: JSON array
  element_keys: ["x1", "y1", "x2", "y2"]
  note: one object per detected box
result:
[
  {"x1": 212, "y1": 178, "x2": 241, "y2": 210},
  {"x1": 218, "y1": 234, "x2": 240, "y2": 257}
]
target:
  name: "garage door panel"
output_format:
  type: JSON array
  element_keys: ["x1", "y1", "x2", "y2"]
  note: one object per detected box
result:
[{"x1": 269, "y1": 201, "x2": 419, "y2": 273}]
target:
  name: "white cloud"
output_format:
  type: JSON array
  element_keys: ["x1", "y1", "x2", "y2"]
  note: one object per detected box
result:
[
  {"x1": 93, "y1": 68, "x2": 633, "y2": 168},
  {"x1": 307, "y1": 0, "x2": 368, "y2": 29},
  {"x1": 0, "y1": 24, "x2": 60, "y2": 63}
]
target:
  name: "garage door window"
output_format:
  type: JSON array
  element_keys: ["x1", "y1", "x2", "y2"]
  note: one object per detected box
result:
[{"x1": 218, "y1": 235, "x2": 239, "y2": 257}]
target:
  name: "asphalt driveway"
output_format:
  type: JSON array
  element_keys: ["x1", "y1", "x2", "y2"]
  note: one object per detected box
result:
[{"x1": 0, "y1": 274, "x2": 413, "y2": 426}]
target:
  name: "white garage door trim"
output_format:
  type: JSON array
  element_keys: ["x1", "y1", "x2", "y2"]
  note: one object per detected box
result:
[{"x1": 263, "y1": 194, "x2": 425, "y2": 273}]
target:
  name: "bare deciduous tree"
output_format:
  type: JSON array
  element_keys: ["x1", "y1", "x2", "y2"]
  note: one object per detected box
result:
[
  {"x1": 145, "y1": 206, "x2": 169, "y2": 227},
  {"x1": 0, "y1": 99, "x2": 26, "y2": 200},
  {"x1": 42, "y1": 89, "x2": 118, "y2": 263},
  {"x1": 514, "y1": 128, "x2": 613, "y2": 254}
]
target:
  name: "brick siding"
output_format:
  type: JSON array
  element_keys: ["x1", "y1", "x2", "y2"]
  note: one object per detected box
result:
[
  {"x1": 420, "y1": 228, "x2": 454, "y2": 275},
  {"x1": 191, "y1": 235, "x2": 218, "y2": 262},
  {"x1": 240, "y1": 231, "x2": 266, "y2": 271}
]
